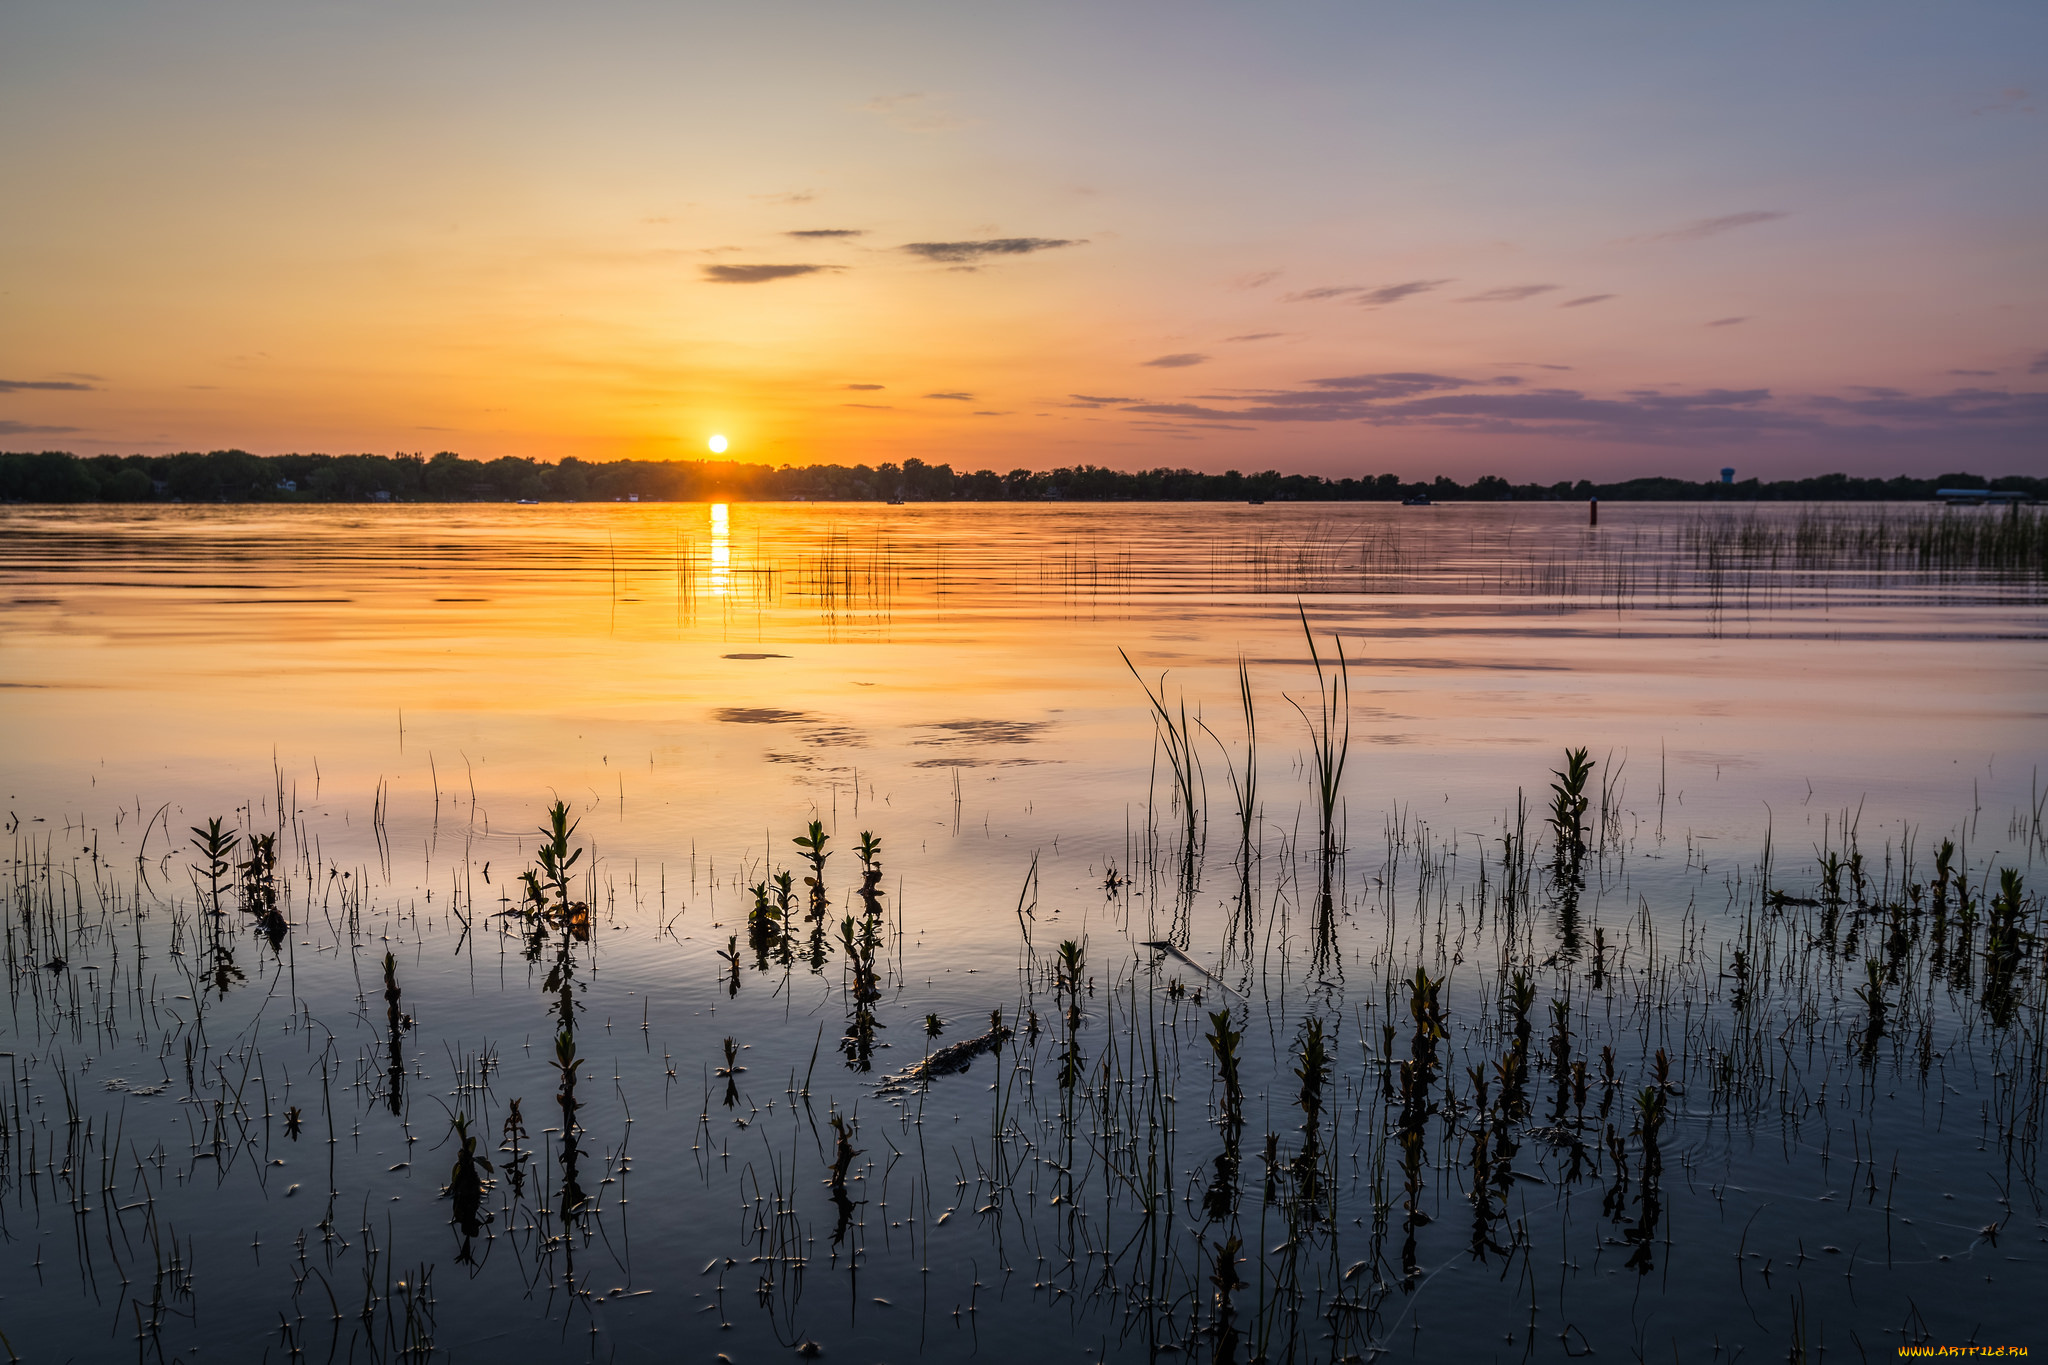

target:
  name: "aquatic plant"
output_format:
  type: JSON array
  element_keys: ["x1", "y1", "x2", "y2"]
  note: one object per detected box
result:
[
  {"x1": 189, "y1": 816, "x2": 238, "y2": 915},
  {"x1": 793, "y1": 819, "x2": 830, "y2": 921},
  {"x1": 1056, "y1": 939, "x2": 1086, "y2": 1092},
  {"x1": 1288, "y1": 604, "x2": 1351, "y2": 863},
  {"x1": 1548, "y1": 748, "x2": 1593, "y2": 870},
  {"x1": 1122, "y1": 649, "x2": 1207, "y2": 888},
  {"x1": 443, "y1": 1113, "x2": 494, "y2": 1255},
  {"x1": 1201, "y1": 1008, "x2": 1245, "y2": 1223}
]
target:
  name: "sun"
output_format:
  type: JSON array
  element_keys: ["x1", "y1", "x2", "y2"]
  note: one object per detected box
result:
[{"x1": 708, "y1": 434, "x2": 728, "y2": 454}]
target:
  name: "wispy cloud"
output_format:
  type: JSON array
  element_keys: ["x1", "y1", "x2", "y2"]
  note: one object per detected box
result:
[
  {"x1": 900, "y1": 238, "x2": 1081, "y2": 263},
  {"x1": 1305, "y1": 372, "x2": 1477, "y2": 397},
  {"x1": 786, "y1": 228, "x2": 865, "y2": 239},
  {"x1": 1121, "y1": 372, "x2": 1482, "y2": 423},
  {"x1": 1558, "y1": 294, "x2": 1616, "y2": 308},
  {"x1": 0, "y1": 378, "x2": 96, "y2": 392},
  {"x1": 1707, "y1": 316, "x2": 1748, "y2": 327},
  {"x1": 1459, "y1": 284, "x2": 1558, "y2": 303},
  {"x1": 2029, "y1": 350, "x2": 2048, "y2": 376},
  {"x1": 1233, "y1": 270, "x2": 1281, "y2": 290},
  {"x1": 844, "y1": 383, "x2": 885, "y2": 390},
  {"x1": 1949, "y1": 369, "x2": 1997, "y2": 377},
  {"x1": 1072, "y1": 393, "x2": 1141, "y2": 404},
  {"x1": 862, "y1": 92, "x2": 970, "y2": 131},
  {"x1": 1227, "y1": 332, "x2": 1283, "y2": 342},
  {"x1": 703, "y1": 263, "x2": 831, "y2": 284},
  {"x1": 1970, "y1": 87, "x2": 2034, "y2": 116},
  {"x1": 1282, "y1": 279, "x2": 1451, "y2": 307},
  {"x1": 1358, "y1": 279, "x2": 1453, "y2": 306},
  {"x1": 751, "y1": 190, "x2": 814, "y2": 206},
  {"x1": 0, "y1": 419, "x2": 79, "y2": 434},
  {"x1": 1143, "y1": 353, "x2": 1208, "y2": 368},
  {"x1": 1283, "y1": 285, "x2": 1364, "y2": 303},
  {"x1": 843, "y1": 403, "x2": 893, "y2": 410},
  {"x1": 1634, "y1": 211, "x2": 1788, "y2": 244},
  {"x1": 925, "y1": 391, "x2": 974, "y2": 400}
]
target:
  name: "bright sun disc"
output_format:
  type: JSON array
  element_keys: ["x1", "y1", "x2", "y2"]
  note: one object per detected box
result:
[{"x1": 708, "y1": 434, "x2": 728, "y2": 454}]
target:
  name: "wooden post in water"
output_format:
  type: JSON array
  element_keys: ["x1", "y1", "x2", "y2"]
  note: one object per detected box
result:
[{"x1": 1589, "y1": 496, "x2": 1599, "y2": 527}]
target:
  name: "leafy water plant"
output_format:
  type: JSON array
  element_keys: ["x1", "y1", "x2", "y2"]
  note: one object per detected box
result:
[
  {"x1": 855, "y1": 831, "x2": 885, "y2": 915},
  {"x1": 1292, "y1": 1016, "x2": 1331, "y2": 1219},
  {"x1": 1624, "y1": 1087, "x2": 1667, "y2": 1273},
  {"x1": 1981, "y1": 867, "x2": 2030, "y2": 1025},
  {"x1": 1503, "y1": 969, "x2": 1536, "y2": 1116},
  {"x1": 529, "y1": 800, "x2": 589, "y2": 940},
  {"x1": 500, "y1": 1098, "x2": 529, "y2": 1197},
  {"x1": 552, "y1": 1026, "x2": 587, "y2": 1211},
  {"x1": 1056, "y1": 939, "x2": 1086, "y2": 1092},
  {"x1": 443, "y1": 1113, "x2": 495, "y2": 1257},
  {"x1": 1854, "y1": 958, "x2": 1887, "y2": 1060},
  {"x1": 1548, "y1": 748, "x2": 1593, "y2": 870},
  {"x1": 1201, "y1": 1008, "x2": 1244, "y2": 1223},
  {"x1": 238, "y1": 831, "x2": 285, "y2": 944},
  {"x1": 189, "y1": 817, "x2": 238, "y2": 915},
  {"x1": 746, "y1": 879, "x2": 782, "y2": 968},
  {"x1": 793, "y1": 819, "x2": 830, "y2": 921}
]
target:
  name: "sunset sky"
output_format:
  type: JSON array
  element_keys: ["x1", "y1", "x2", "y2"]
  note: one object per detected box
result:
[{"x1": 2, "y1": 1, "x2": 2043, "y2": 481}]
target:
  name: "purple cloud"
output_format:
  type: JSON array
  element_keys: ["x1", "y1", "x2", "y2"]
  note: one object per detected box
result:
[
  {"x1": 1105, "y1": 366, "x2": 2048, "y2": 455},
  {"x1": 1459, "y1": 284, "x2": 1558, "y2": 303},
  {"x1": 1356, "y1": 279, "x2": 1452, "y2": 307},
  {"x1": 1635, "y1": 211, "x2": 1789, "y2": 244}
]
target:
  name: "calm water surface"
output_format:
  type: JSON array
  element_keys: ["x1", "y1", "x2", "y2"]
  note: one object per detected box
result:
[{"x1": 1, "y1": 502, "x2": 2043, "y2": 1362}]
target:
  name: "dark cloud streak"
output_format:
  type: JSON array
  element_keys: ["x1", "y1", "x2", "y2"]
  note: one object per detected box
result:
[
  {"x1": 1356, "y1": 280, "x2": 1452, "y2": 306},
  {"x1": 899, "y1": 237, "x2": 1080, "y2": 263},
  {"x1": 1459, "y1": 284, "x2": 1558, "y2": 303},
  {"x1": 703, "y1": 263, "x2": 830, "y2": 283}
]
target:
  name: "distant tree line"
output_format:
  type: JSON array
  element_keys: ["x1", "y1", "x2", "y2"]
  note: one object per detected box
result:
[{"x1": 1, "y1": 448, "x2": 2041, "y2": 505}]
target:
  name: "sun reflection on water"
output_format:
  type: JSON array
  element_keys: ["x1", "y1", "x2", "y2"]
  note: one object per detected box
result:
[{"x1": 709, "y1": 501, "x2": 729, "y2": 594}]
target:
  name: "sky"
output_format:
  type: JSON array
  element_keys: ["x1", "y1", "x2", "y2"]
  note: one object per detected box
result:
[{"x1": 2, "y1": 1, "x2": 2043, "y2": 482}]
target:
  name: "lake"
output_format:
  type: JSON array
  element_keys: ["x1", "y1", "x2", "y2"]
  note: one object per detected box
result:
[{"x1": 1, "y1": 500, "x2": 2043, "y2": 1361}]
